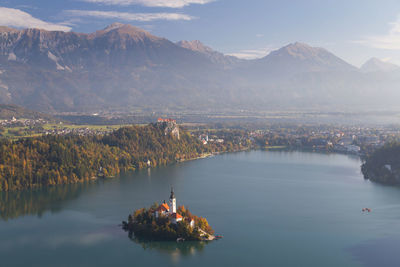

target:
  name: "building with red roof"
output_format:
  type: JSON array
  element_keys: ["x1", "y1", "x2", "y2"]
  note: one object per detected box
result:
[
  {"x1": 155, "y1": 202, "x2": 170, "y2": 218},
  {"x1": 157, "y1": 118, "x2": 176, "y2": 123},
  {"x1": 153, "y1": 187, "x2": 188, "y2": 225},
  {"x1": 170, "y1": 212, "x2": 183, "y2": 224}
]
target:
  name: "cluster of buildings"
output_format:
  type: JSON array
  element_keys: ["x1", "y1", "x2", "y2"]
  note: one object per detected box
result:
[
  {"x1": 44, "y1": 127, "x2": 113, "y2": 136},
  {"x1": 198, "y1": 134, "x2": 224, "y2": 145},
  {"x1": 157, "y1": 118, "x2": 176, "y2": 123},
  {"x1": 154, "y1": 188, "x2": 195, "y2": 227},
  {"x1": 0, "y1": 117, "x2": 48, "y2": 127},
  {"x1": 249, "y1": 125, "x2": 396, "y2": 155},
  {"x1": 192, "y1": 124, "x2": 400, "y2": 156}
]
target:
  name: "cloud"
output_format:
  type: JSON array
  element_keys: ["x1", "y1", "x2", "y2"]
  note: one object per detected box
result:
[
  {"x1": 64, "y1": 10, "x2": 193, "y2": 21},
  {"x1": 0, "y1": 7, "x2": 71, "y2": 31},
  {"x1": 381, "y1": 57, "x2": 392, "y2": 62},
  {"x1": 357, "y1": 15, "x2": 400, "y2": 50},
  {"x1": 81, "y1": 0, "x2": 214, "y2": 8},
  {"x1": 227, "y1": 47, "x2": 274, "y2": 60}
]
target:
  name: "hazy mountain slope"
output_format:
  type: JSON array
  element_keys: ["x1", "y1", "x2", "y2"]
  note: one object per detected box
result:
[
  {"x1": 247, "y1": 42, "x2": 357, "y2": 77},
  {"x1": 0, "y1": 23, "x2": 231, "y2": 112},
  {"x1": 0, "y1": 24, "x2": 399, "y2": 113},
  {"x1": 176, "y1": 40, "x2": 243, "y2": 68},
  {"x1": 229, "y1": 43, "x2": 400, "y2": 111},
  {"x1": 0, "y1": 103, "x2": 56, "y2": 120},
  {"x1": 361, "y1": 58, "x2": 400, "y2": 73}
]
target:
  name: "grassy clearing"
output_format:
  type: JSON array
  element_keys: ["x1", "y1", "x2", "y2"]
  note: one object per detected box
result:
[
  {"x1": 42, "y1": 124, "x2": 122, "y2": 130},
  {"x1": 1, "y1": 124, "x2": 124, "y2": 139}
]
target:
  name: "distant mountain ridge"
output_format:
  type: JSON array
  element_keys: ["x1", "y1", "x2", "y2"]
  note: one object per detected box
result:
[
  {"x1": 176, "y1": 40, "x2": 242, "y2": 67},
  {"x1": 0, "y1": 23, "x2": 399, "y2": 113},
  {"x1": 360, "y1": 58, "x2": 400, "y2": 73}
]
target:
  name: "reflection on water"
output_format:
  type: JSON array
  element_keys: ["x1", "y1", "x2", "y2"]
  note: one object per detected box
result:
[
  {"x1": 129, "y1": 234, "x2": 207, "y2": 262},
  {"x1": 0, "y1": 182, "x2": 95, "y2": 221}
]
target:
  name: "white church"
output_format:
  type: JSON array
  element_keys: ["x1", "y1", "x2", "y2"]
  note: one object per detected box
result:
[{"x1": 154, "y1": 187, "x2": 195, "y2": 227}]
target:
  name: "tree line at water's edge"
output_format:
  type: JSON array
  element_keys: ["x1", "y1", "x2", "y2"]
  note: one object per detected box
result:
[
  {"x1": 362, "y1": 142, "x2": 400, "y2": 185},
  {"x1": 0, "y1": 123, "x2": 241, "y2": 192}
]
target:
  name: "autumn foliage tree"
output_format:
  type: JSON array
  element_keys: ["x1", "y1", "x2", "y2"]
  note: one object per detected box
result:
[{"x1": 0, "y1": 124, "x2": 208, "y2": 191}]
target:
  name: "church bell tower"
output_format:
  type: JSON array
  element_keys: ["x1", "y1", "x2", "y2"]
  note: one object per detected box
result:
[{"x1": 169, "y1": 187, "x2": 176, "y2": 213}]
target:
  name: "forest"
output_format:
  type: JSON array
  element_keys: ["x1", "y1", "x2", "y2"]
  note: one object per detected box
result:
[
  {"x1": 361, "y1": 142, "x2": 400, "y2": 185},
  {"x1": 0, "y1": 123, "x2": 208, "y2": 191}
]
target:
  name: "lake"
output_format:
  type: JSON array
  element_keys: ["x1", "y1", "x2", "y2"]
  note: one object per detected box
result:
[{"x1": 1, "y1": 150, "x2": 400, "y2": 267}]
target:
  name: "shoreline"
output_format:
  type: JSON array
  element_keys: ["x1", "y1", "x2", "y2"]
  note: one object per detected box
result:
[{"x1": 3, "y1": 147, "x2": 361, "y2": 193}]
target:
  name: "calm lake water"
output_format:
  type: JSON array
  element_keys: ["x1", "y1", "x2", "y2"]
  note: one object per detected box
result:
[{"x1": 2, "y1": 150, "x2": 400, "y2": 267}]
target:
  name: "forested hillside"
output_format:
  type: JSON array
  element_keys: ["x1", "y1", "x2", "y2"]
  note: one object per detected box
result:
[
  {"x1": 0, "y1": 123, "x2": 207, "y2": 191},
  {"x1": 362, "y1": 142, "x2": 400, "y2": 185}
]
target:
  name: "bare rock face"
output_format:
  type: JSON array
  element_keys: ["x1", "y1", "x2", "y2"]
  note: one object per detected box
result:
[
  {"x1": 170, "y1": 125, "x2": 180, "y2": 140},
  {"x1": 0, "y1": 23, "x2": 219, "y2": 112},
  {"x1": 158, "y1": 120, "x2": 180, "y2": 139},
  {"x1": 176, "y1": 40, "x2": 242, "y2": 67}
]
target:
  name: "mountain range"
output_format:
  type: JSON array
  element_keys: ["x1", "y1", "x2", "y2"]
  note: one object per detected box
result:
[{"x1": 0, "y1": 22, "x2": 399, "y2": 113}]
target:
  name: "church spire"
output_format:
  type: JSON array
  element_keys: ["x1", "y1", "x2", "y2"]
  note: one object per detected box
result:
[{"x1": 169, "y1": 187, "x2": 176, "y2": 214}]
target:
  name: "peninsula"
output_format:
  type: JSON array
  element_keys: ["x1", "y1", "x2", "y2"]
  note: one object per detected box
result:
[
  {"x1": 0, "y1": 120, "x2": 209, "y2": 191},
  {"x1": 122, "y1": 188, "x2": 217, "y2": 241}
]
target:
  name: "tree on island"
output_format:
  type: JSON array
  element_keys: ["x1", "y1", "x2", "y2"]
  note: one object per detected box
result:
[{"x1": 122, "y1": 204, "x2": 214, "y2": 241}]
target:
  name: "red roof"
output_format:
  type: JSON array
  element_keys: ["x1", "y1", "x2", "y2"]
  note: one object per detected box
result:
[
  {"x1": 171, "y1": 213, "x2": 182, "y2": 219},
  {"x1": 157, "y1": 118, "x2": 176, "y2": 123},
  {"x1": 156, "y1": 203, "x2": 169, "y2": 212}
]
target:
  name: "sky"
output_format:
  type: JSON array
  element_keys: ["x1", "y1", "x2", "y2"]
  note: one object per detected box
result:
[{"x1": 1, "y1": 0, "x2": 400, "y2": 66}]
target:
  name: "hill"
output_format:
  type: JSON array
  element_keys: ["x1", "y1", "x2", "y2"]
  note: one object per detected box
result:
[
  {"x1": 362, "y1": 143, "x2": 400, "y2": 185},
  {"x1": 0, "y1": 123, "x2": 209, "y2": 191},
  {"x1": 0, "y1": 104, "x2": 55, "y2": 120}
]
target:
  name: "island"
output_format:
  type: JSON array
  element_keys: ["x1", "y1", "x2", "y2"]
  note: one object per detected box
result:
[{"x1": 122, "y1": 188, "x2": 218, "y2": 241}]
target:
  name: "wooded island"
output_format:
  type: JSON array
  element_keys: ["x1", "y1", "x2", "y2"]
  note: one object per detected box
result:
[{"x1": 123, "y1": 188, "x2": 216, "y2": 241}]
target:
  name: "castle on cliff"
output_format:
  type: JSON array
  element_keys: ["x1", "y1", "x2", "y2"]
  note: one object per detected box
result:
[{"x1": 157, "y1": 118, "x2": 180, "y2": 139}]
